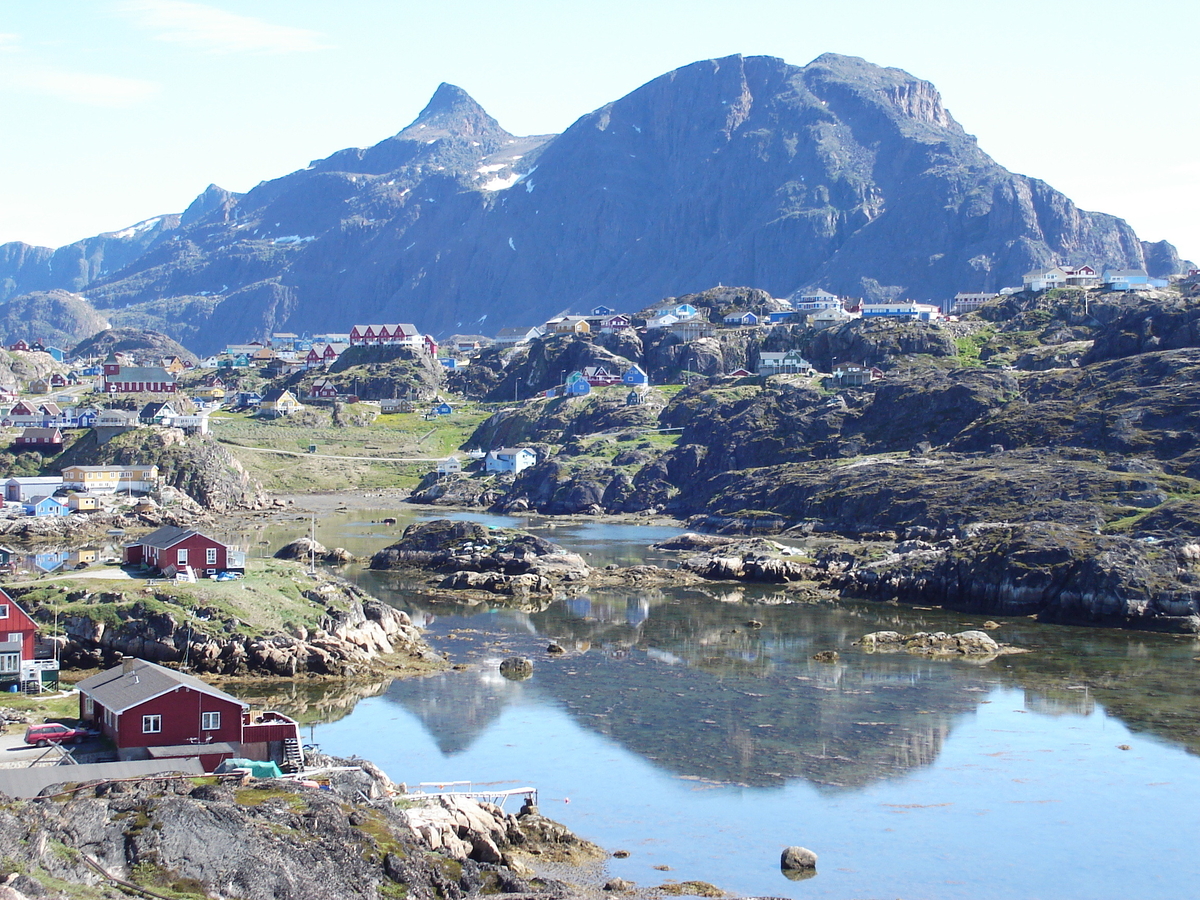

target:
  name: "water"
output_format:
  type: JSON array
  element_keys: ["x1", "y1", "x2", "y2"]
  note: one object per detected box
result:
[{"x1": 242, "y1": 506, "x2": 1200, "y2": 898}]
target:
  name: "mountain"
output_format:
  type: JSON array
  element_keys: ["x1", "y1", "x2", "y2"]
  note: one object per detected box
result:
[{"x1": 0, "y1": 54, "x2": 1187, "y2": 353}]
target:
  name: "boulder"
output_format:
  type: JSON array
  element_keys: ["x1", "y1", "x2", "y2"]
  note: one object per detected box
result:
[
  {"x1": 499, "y1": 657, "x2": 534, "y2": 680},
  {"x1": 781, "y1": 845, "x2": 818, "y2": 872}
]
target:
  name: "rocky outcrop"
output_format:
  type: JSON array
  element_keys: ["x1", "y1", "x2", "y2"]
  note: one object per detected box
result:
[
  {"x1": 677, "y1": 538, "x2": 820, "y2": 583},
  {"x1": 275, "y1": 537, "x2": 354, "y2": 565},
  {"x1": 855, "y1": 629, "x2": 1013, "y2": 658},
  {"x1": 369, "y1": 519, "x2": 590, "y2": 593},
  {"x1": 837, "y1": 523, "x2": 1200, "y2": 634},
  {"x1": 53, "y1": 427, "x2": 266, "y2": 511},
  {"x1": 0, "y1": 757, "x2": 589, "y2": 900},
  {"x1": 29, "y1": 578, "x2": 442, "y2": 677}
]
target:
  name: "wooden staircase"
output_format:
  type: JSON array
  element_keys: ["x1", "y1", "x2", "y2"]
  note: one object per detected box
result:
[{"x1": 282, "y1": 737, "x2": 304, "y2": 773}]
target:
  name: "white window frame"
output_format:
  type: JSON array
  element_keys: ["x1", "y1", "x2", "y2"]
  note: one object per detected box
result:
[
  {"x1": 142, "y1": 714, "x2": 161, "y2": 734},
  {"x1": 206, "y1": 547, "x2": 217, "y2": 566},
  {"x1": 0, "y1": 652, "x2": 18, "y2": 674},
  {"x1": 0, "y1": 604, "x2": 7, "y2": 618},
  {"x1": 201, "y1": 711, "x2": 220, "y2": 731},
  {"x1": 177, "y1": 548, "x2": 188, "y2": 566}
]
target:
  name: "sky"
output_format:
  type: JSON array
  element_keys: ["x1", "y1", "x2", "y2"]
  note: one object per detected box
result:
[{"x1": 1, "y1": 0, "x2": 1196, "y2": 261}]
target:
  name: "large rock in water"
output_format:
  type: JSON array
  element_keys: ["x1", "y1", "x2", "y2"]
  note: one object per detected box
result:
[{"x1": 369, "y1": 518, "x2": 591, "y2": 589}]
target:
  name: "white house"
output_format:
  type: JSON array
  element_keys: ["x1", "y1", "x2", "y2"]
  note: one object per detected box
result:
[
  {"x1": 435, "y1": 457, "x2": 463, "y2": 476},
  {"x1": 485, "y1": 447, "x2": 537, "y2": 475},
  {"x1": 1023, "y1": 267, "x2": 1069, "y2": 292},
  {"x1": 494, "y1": 326, "x2": 543, "y2": 346},
  {"x1": 860, "y1": 301, "x2": 943, "y2": 321},
  {"x1": 951, "y1": 292, "x2": 998, "y2": 313}
]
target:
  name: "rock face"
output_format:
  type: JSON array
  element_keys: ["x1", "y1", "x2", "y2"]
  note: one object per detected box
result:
[
  {"x1": 839, "y1": 523, "x2": 1200, "y2": 634},
  {"x1": 53, "y1": 427, "x2": 266, "y2": 511},
  {"x1": 0, "y1": 54, "x2": 1183, "y2": 352},
  {"x1": 370, "y1": 519, "x2": 591, "y2": 593},
  {"x1": 0, "y1": 759, "x2": 591, "y2": 899}
]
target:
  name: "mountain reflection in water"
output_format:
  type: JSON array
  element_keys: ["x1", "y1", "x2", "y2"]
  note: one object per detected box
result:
[{"x1": 378, "y1": 587, "x2": 993, "y2": 790}]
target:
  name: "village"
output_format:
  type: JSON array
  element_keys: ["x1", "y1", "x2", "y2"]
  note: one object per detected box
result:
[{"x1": 0, "y1": 262, "x2": 1192, "y2": 798}]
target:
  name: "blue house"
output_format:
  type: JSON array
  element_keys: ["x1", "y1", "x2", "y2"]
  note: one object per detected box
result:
[
  {"x1": 1103, "y1": 269, "x2": 1168, "y2": 291},
  {"x1": 722, "y1": 310, "x2": 760, "y2": 326},
  {"x1": 44, "y1": 347, "x2": 65, "y2": 362},
  {"x1": 622, "y1": 364, "x2": 649, "y2": 386},
  {"x1": 591, "y1": 305, "x2": 616, "y2": 316},
  {"x1": 24, "y1": 496, "x2": 69, "y2": 518},
  {"x1": 566, "y1": 379, "x2": 591, "y2": 396},
  {"x1": 33, "y1": 550, "x2": 69, "y2": 573},
  {"x1": 433, "y1": 402, "x2": 453, "y2": 415}
]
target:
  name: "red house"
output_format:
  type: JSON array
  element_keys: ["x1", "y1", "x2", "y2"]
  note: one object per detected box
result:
[
  {"x1": 123, "y1": 525, "x2": 244, "y2": 576},
  {"x1": 308, "y1": 378, "x2": 338, "y2": 399},
  {"x1": 76, "y1": 658, "x2": 302, "y2": 771},
  {"x1": 14, "y1": 427, "x2": 64, "y2": 450},
  {"x1": 0, "y1": 589, "x2": 40, "y2": 689}
]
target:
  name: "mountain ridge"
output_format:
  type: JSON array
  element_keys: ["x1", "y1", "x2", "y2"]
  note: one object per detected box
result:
[{"x1": 0, "y1": 52, "x2": 1188, "y2": 353}]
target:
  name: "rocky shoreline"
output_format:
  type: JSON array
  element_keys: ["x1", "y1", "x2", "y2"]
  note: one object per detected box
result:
[{"x1": 0, "y1": 753, "x2": 615, "y2": 900}]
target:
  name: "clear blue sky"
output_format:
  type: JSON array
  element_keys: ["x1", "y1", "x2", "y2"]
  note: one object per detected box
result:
[{"x1": 1, "y1": 0, "x2": 1196, "y2": 260}]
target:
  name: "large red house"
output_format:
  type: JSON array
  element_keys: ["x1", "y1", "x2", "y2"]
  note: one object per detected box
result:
[
  {"x1": 0, "y1": 589, "x2": 38, "y2": 687},
  {"x1": 123, "y1": 526, "x2": 245, "y2": 576},
  {"x1": 76, "y1": 658, "x2": 301, "y2": 771}
]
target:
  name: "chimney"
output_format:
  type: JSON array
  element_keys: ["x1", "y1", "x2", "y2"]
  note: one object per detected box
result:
[{"x1": 122, "y1": 656, "x2": 135, "y2": 674}]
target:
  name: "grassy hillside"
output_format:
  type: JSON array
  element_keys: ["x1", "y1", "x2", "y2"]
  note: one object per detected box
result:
[{"x1": 209, "y1": 404, "x2": 494, "y2": 493}]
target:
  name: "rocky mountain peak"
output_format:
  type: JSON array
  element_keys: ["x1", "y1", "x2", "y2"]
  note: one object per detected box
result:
[
  {"x1": 181, "y1": 183, "x2": 239, "y2": 226},
  {"x1": 395, "y1": 82, "x2": 510, "y2": 142}
]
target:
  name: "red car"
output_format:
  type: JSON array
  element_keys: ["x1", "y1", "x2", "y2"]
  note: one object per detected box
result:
[{"x1": 24, "y1": 722, "x2": 89, "y2": 747}]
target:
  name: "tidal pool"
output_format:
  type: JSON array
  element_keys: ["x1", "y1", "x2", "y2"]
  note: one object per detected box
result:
[{"x1": 238, "y1": 507, "x2": 1200, "y2": 898}]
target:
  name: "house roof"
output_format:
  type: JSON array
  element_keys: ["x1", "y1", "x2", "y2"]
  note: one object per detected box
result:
[
  {"x1": 260, "y1": 387, "x2": 299, "y2": 404},
  {"x1": 131, "y1": 525, "x2": 220, "y2": 551},
  {"x1": 76, "y1": 658, "x2": 247, "y2": 715},
  {"x1": 492, "y1": 447, "x2": 533, "y2": 457},
  {"x1": 0, "y1": 758, "x2": 205, "y2": 799},
  {"x1": 109, "y1": 366, "x2": 175, "y2": 381}
]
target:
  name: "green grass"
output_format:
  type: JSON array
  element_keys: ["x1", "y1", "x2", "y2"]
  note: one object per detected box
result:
[
  {"x1": 208, "y1": 405, "x2": 492, "y2": 493},
  {"x1": 13, "y1": 557, "x2": 356, "y2": 641}
]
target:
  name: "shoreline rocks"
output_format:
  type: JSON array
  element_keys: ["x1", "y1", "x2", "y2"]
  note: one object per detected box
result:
[
  {"x1": 370, "y1": 519, "x2": 591, "y2": 594},
  {"x1": 855, "y1": 629, "x2": 1017, "y2": 659}
]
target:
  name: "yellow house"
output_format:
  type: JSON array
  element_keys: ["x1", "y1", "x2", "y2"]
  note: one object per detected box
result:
[
  {"x1": 260, "y1": 388, "x2": 304, "y2": 418},
  {"x1": 552, "y1": 316, "x2": 591, "y2": 334},
  {"x1": 67, "y1": 494, "x2": 100, "y2": 512},
  {"x1": 195, "y1": 386, "x2": 226, "y2": 399},
  {"x1": 61, "y1": 465, "x2": 159, "y2": 494}
]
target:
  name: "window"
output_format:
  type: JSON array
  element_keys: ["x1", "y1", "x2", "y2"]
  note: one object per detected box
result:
[
  {"x1": 0, "y1": 652, "x2": 18, "y2": 674},
  {"x1": 84, "y1": 696, "x2": 94, "y2": 715},
  {"x1": 142, "y1": 715, "x2": 161, "y2": 734},
  {"x1": 0, "y1": 604, "x2": 7, "y2": 618},
  {"x1": 201, "y1": 711, "x2": 220, "y2": 731},
  {"x1": 206, "y1": 547, "x2": 217, "y2": 566},
  {"x1": 177, "y1": 548, "x2": 188, "y2": 566}
]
